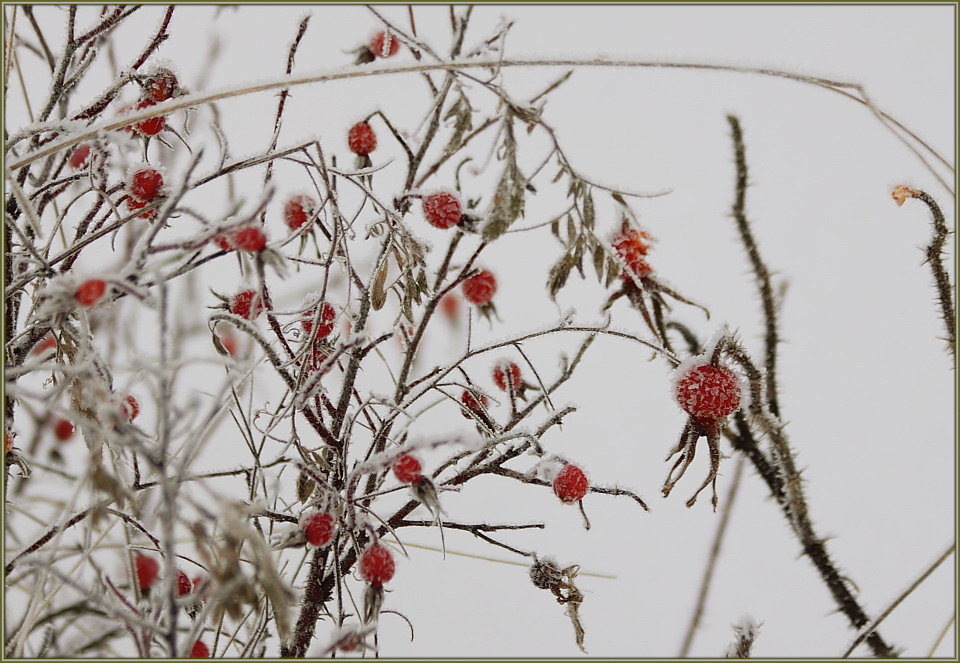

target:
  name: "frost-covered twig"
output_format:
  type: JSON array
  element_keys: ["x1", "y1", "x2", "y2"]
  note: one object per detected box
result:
[{"x1": 840, "y1": 542, "x2": 954, "y2": 657}]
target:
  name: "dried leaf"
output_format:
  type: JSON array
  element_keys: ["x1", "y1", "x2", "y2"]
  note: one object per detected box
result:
[
  {"x1": 481, "y1": 131, "x2": 526, "y2": 241},
  {"x1": 371, "y1": 262, "x2": 388, "y2": 311}
]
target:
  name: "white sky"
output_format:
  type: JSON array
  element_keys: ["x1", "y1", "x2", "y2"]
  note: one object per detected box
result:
[{"x1": 4, "y1": 4, "x2": 955, "y2": 658}]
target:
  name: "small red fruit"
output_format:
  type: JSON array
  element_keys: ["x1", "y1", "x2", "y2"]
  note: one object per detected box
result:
[
  {"x1": 392, "y1": 453, "x2": 423, "y2": 484},
  {"x1": 462, "y1": 270, "x2": 497, "y2": 305},
  {"x1": 69, "y1": 143, "x2": 92, "y2": 169},
  {"x1": 126, "y1": 197, "x2": 156, "y2": 219},
  {"x1": 460, "y1": 389, "x2": 489, "y2": 418},
  {"x1": 358, "y1": 543, "x2": 395, "y2": 586},
  {"x1": 75, "y1": 279, "x2": 107, "y2": 308},
  {"x1": 190, "y1": 641, "x2": 210, "y2": 658},
  {"x1": 674, "y1": 363, "x2": 742, "y2": 420},
  {"x1": 440, "y1": 293, "x2": 459, "y2": 320},
  {"x1": 31, "y1": 333, "x2": 56, "y2": 356},
  {"x1": 133, "y1": 99, "x2": 166, "y2": 137},
  {"x1": 612, "y1": 220, "x2": 654, "y2": 279},
  {"x1": 553, "y1": 463, "x2": 589, "y2": 504},
  {"x1": 145, "y1": 68, "x2": 178, "y2": 103},
  {"x1": 232, "y1": 226, "x2": 267, "y2": 252},
  {"x1": 5, "y1": 431, "x2": 13, "y2": 453},
  {"x1": 492, "y1": 361, "x2": 521, "y2": 392},
  {"x1": 422, "y1": 192, "x2": 462, "y2": 230},
  {"x1": 347, "y1": 121, "x2": 377, "y2": 156},
  {"x1": 135, "y1": 554, "x2": 160, "y2": 591},
  {"x1": 53, "y1": 418, "x2": 75, "y2": 442},
  {"x1": 177, "y1": 570, "x2": 192, "y2": 596},
  {"x1": 122, "y1": 395, "x2": 140, "y2": 421},
  {"x1": 229, "y1": 289, "x2": 264, "y2": 320},
  {"x1": 284, "y1": 194, "x2": 316, "y2": 230},
  {"x1": 302, "y1": 302, "x2": 336, "y2": 338},
  {"x1": 369, "y1": 31, "x2": 400, "y2": 58},
  {"x1": 301, "y1": 511, "x2": 335, "y2": 547},
  {"x1": 129, "y1": 167, "x2": 163, "y2": 201}
]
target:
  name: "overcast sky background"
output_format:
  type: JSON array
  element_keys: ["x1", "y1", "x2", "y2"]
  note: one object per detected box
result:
[{"x1": 5, "y1": 4, "x2": 956, "y2": 658}]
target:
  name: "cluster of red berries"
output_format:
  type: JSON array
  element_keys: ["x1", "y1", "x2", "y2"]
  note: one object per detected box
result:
[
  {"x1": 75, "y1": 278, "x2": 109, "y2": 308},
  {"x1": 422, "y1": 192, "x2": 462, "y2": 230},
  {"x1": 552, "y1": 463, "x2": 589, "y2": 504},
  {"x1": 134, "y1": 554, "x2": 199, "y2": 600},
  {"x1": 348, "y1": 121, "x2": 377, "y2": 156},
  {"x1": 127, "y1": 67, "x2": 179, "y2": 138},
  {"x1": 611, "y1": 219, "x2": 654, "y2": 280},
  {"x1": 126, "y1": 166, "x2": 164, "y2": 219},
  {"x1": 462, "y1": 269, "x2": 497, "y2": 305},
  {"x1": 300, "y1": 511, "x2": 336, "y2": 547},
  {"x1": 358, "y1": 542, "x2": 395, "y2": 586},
  {"x1": 284, "y1": 194, "x2": 317, "y2": 231},
  {"x1": 673, "y1": 361, "x2": 742, "y2": 420},
  {"x1": 229, "y1": 289, "x2": 265, "y2": 320}
]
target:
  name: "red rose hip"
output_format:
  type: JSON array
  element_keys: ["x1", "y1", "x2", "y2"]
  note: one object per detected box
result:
[
  {"x1": 284, "y1": 195, "x2": 316, "y2": 230},
  {"x1": 392, "y1": 453, "x2": 423, "y2": 484},
  {"x1": 135, "y1": 554, "x2": 160, "y2": 591},
  {"x1": 53, "y1": 418, "x2": 75, "y2": 442},
  {"x1": 422, "y1": 192, "x2": 461, "y2": 229},
  {"x1": 301, "y1": 511, "x2": 335, "y2": 547},
  {"x1": 75, "y1": 279, "x2": 107, "y2": 308},
  {"x1": 359, "y1": 543, "x2": 395, "y2": 585},
  {"x1": 129, "y1": 167, "x2": 163, "y2": 201},
  {"x1": 462, "y1": 270, "x2": 497, "y2": 305},
  {"x1": 369, "y1": 31, "x2": 400, "y2": 58},
  {"x1": 552, "y1": 463, "x2": 589, "y2": 504},
  {"x1": 302, "y1": 302, "x2": 336, "y2": 338},
  {"x1": 492, "y1": 361, "x2": 521, "y2": 391},
  {"x1": 69, "y1": 143, "x2": 91, "y2": 169},
  {"x1": 229, "y1": 289, "x2": 264, "y2": 319},
  {"x1": 232, "y1": 226, "x2": 267, "y2": 252},
  {"x1": 347, "y1": 122, "x2": 377, "y2": 156},
  {"x1": 460, "y1": 390, "x2": 489, "y2": 418},
  {"x1": 190, "y1": 641, "x2": 210, "y2": 658},
  {"x1": 674, "y1": 363, "x2": 742, "y2": 420},
  {"x1": 121, "y1": 395, "x2": 140, "y2": 421}
]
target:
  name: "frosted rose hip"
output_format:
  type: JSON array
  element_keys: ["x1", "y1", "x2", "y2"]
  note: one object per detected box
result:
[
  {"x1": 347, "y1": 122, "x2": 377, "y2": 156},
  {"x1": 492, "y1": 361, "x2": 521, "y2": 391},
  {"x1": 674, "y1": 363, "x2": 741, "y2": 419},
  {"x1": 359, "y1": 543, "x2": 395, "y2": 585},
  {"x1": 284, "y1": 195, "x2": 316, "y2": 230},
  {"x1": 552, "y1": 463, "x2": 589, "y2": 504},
  {"x1": 392, "y1": 453, "x2": 423, "y2": 484},
  {"x1": 75, "y1": 279, "x2": 107, "y2": 307},
  {"x1": 129, "y1": 167, "x2": 163, "y2": 201},
  {"x1": 230, "y1": 289, "x2": 264, "y2": 319},
  {"x1": 369, "y1": 31, "x2": 400, "y2": 58},
  {"x1": 422, "y1": 192, "x2": 462, "y2": 229},
  {"x1": 301, "y1": 511, "x2": 335, "y2": 547},
  {"x1": 462, "y1": 270, "x2": 497, "y2": 305}
]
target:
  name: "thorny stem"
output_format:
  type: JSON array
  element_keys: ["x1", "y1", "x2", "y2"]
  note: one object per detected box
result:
[
  {"x1": 900, "y1": 189, "x2": 955, "y2": 359},
  {"x1": 726, "y1": 115, "x2": 782, "y2": 416}
]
